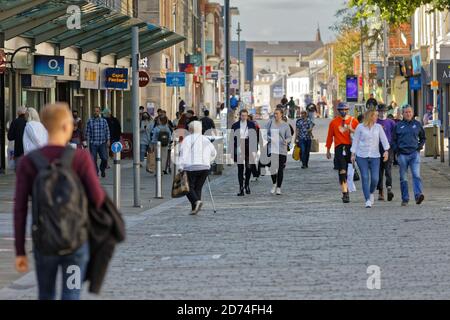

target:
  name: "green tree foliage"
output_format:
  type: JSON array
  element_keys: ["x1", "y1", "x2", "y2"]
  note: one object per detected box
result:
[
  {"x1": 350, "y1": 0, "x2": 450, "y2": 25},
  {"x1": 333, "y1": 30, "x2": 361, "y2": 98}
]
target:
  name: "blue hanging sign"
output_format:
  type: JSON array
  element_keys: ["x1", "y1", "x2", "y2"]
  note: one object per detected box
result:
[
  {"x1": 34, "y1": 55, "x2": 65, "y2": 76},
  {"x1": 104, "y1": 68, "x2": 128, "y2": 89}
]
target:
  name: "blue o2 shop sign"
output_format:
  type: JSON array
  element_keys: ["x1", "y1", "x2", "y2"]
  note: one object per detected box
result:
[
  {"x1": 104, "y1": 68, "x2": 129, "y2": 89},
  {"x1": 34, "y1": 55, "x2": 65, "y2": 76}
]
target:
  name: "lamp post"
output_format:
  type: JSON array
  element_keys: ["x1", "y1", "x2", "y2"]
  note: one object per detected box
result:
[
  {"x1": 224, "y1": 0, "x2": 231, "y2": 129},
  {"x1": 237, "y1": 22, "x2": 242, "y2": 97}
]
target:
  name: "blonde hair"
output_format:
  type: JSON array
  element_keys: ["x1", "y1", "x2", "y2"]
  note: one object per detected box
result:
[
  {"x1": 26, "y1": 107, "x2": 40, "y2": 122},
  {"x1": 40, "y1": 103, "x2": 72, "y2": 134},
  {"x1": 363, "y1": 109, "x2": 377, "y2": 127}
]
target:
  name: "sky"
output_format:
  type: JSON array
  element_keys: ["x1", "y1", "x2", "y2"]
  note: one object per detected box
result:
[{"x1": 219, "y1": 0, "x2": 347, "y2": 43}]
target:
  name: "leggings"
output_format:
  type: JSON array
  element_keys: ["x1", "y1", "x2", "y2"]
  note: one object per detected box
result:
[{"x1": 270, "y1": 154, "x2": 287, "y2": 188}]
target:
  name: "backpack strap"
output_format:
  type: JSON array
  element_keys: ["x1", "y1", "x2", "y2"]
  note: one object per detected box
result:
[
  {"x1": 28, "y1": 150, "x2": 50, "y2": 171},
  {"x1": 58, "y1": 146, "x2": 76, "y2": 168}
]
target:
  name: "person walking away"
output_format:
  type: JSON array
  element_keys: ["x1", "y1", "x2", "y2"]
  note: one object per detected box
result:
[
  {"x1": 14, "y1": 102, "x2": 105, "y2": 300},
  {"x1": 139, "y1": 112, "x2": 153, "y2": 169},
  {"x1": 85, "y1": 107, "x2": 110, "y2": 178},
  {"x1": 267, "y1": 107, "x2": 292, "y2": 195},
  {"x1": 201, "y1": 109, "x2": 216, "y2": 135},
  {"x1": 288, "y1": 97, "x2": 296, "y2": 119},
  {"x1": 8, "y1": 106, "x2": 27, "y2": 163},
  {"x1": 392, "y1": 105, "x2": 426, "y2": 206},
  {"x1": 350, "y1": 109, "x2": 390, "y2": 208},
  {"x1": 295, "y1": 110, "x2": 315, "y2": 169},
  {"x1": 281, "y1": 95, "x2": 288, "y2": 106},
  {"x1": 103, "y1": 109, "x2": 121, "y2": 143},
  {"x1": 23, "y1": 107, "x2": 48, "y2": 155},
  {"x1": 178, "y1": 98, "x2": 187, "y2": 114},
  {"x1": 151, "y1": 115, "x2": 172, "y2": 175},
  {"x1": 232, "y1": 109, "x2": 258, "y2": 196},
  {"x1": 326, "y1": 102, "x2": 359, "y2": 203},
  {"x1": 376, "y1": 104, "x2": 396, "y2": 201},
  {"x1": 178, "y1": 121, "x2": 217, "y2": 215}
]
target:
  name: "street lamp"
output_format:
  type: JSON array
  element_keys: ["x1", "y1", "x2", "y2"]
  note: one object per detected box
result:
[{"x1": 236, "y1": 22, "x2": 242, "y2": 98}]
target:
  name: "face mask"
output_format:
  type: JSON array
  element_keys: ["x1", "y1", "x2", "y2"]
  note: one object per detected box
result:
[{"x1": 338, "y1": 110, "x2": 347, "y2": 117}]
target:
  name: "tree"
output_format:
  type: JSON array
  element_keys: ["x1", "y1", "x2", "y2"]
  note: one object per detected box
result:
[
  {"x1": 349, "y1": 0, "x2": 450, "y2": 25},
  {"x1": 333, "y1": 30, "x2": 361, "y2": 98}
]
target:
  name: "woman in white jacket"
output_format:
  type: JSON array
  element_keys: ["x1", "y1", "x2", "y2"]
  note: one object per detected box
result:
[
  {"x1": 178, "y1": 121, "x2": 217, "y2": 215},
  {"x1": 23, "y1": 107, "x2": 48, "y2": 155}
]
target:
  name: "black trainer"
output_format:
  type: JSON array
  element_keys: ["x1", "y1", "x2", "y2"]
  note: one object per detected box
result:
[
  {"x1": 237, "y1": 188, "x2": 245, "y2": 196},
  {"x1": 387, "y1": 188, "x2": 394, "y2": 201},
  {"x1": 342, "y1": 192, "x2": 350, "y2": 203},
  {"x1": 245, "y1": 185, "x2": 251, "y2": 194},
  {"x1": 416, "y1": 194, "x2": 425, "y2": 205}
]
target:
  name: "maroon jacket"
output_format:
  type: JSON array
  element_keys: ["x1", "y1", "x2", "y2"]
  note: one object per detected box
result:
[{"x1": 14, "y1": 145, "x2": 105, "y2": 256}]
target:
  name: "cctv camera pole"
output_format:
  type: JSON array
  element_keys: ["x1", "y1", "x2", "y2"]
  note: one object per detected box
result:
[{"x1": 132, "y1": 26, "x2": 141, "y2": 207}]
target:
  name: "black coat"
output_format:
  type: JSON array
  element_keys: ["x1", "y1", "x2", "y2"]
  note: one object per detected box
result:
[
  {"x1": 7, "y1": 115, "x2": 27, "y2": 158},
  {"x1": 85, "y1": 194, "x2": 125, "y2": 294},
  {"x1": 105, "y1": 116, "x2": 122, "y2": 143},
  {"x1": 201, "y1": 116, "x2": 216, "y2": 134},
  {"x1": 231, "y1": 121, "x2": 258, "y2": 162}
]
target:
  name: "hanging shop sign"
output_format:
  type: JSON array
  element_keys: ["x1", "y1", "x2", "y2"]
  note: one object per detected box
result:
[
  {"x1": 412, "y1": 52, "x2": 422, "y2": 75},
  {"x1": 437, "y1": 61, "x2": 450, "y2": 84},
  {"x1": 166, "y1": 72, "x2": 186, "y2": 87},
  {"x1": 34, "y1": 55, "x2": 64, "y2": 76},
  {"x1": 80, "y1": 62, "x2": 99, "y2": 89},
  {"x1": 21, "y1": 74, "x2": 56, "y2": 88},
  {"x1": 139, "y1": 71, "x2": 150, "y2": 87},
  {"x1": 409, "y1": 77, "x2": 422, "y2": 91},
  {"x1": 188, "y1": 54, "x2": 202, "y2": 67},
  {"x1": 179, "y1": 63, "x2": 195, "y2": 74},
  {"x1": 104, "y1": 67, "x2": 128, "y2": 89}
]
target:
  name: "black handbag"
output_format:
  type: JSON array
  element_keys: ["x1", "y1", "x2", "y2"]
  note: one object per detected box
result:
[{"x1": 353, "y1": 166, "x2": 360, "y2": 181}]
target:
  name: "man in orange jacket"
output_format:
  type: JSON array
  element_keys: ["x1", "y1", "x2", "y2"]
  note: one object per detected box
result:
[{"x1": 326, "y1": 102, "x2": 359, "y2": 203}]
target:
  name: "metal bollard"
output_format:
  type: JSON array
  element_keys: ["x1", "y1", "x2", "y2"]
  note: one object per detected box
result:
[
  {"x1": 113, "y1": 150, "x2": 121, "y2": 209},
  {"x1": 155, "y1": 141, "x2": 163, "y2": 199}
]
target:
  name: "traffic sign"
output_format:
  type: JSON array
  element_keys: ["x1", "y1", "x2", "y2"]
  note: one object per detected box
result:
[
  {"x1": 139, "y1": 71, "x2": 150, "y2": 87},
  {"x1": 166, "y1": 72, "x2": 186, "y2": 87},
  {"x1": 111, "y1": 142, "x2": 123, "y2": 154}
]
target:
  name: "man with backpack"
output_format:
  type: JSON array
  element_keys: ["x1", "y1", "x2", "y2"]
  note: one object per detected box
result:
[
  {"x1": 151, "y1": 115, "x2": 172, "y2": 175},
  {"x1": 14, "y1": 103, "x2": 106, "y2": 300}
]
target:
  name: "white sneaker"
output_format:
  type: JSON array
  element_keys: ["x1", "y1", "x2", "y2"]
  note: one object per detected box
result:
[
  {"x1": 370, "y1": 194, "x2": 375, "y2": 205},
  {"x1": 276, "y1": 187, "x2": 282, "y2": 195},
  {"x1": 365, "y1": 200, "x2": 372, "y2": 208},
  {"x1": 271, "y1": 184, "x2": 277, "y2": 194}
]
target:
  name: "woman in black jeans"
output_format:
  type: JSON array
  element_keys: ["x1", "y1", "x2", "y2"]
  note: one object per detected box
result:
[{"x1": 267, "y1": 108, "x2": 292, "y2": 195}]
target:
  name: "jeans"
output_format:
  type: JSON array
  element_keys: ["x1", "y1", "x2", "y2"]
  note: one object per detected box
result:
[
  {"x1": 299, "y1": 139, "x2": 312, "y2": 167},
  {"x1": 33, "y1": 242, "x2": 89, "y2": 300},
  {"x1": 89, "y1": 143, "x2": 108, "y2": 175},
  {"x1": 186, "y1": 170, "x2": 209, "y2": 209},
  {"x1": 140, "y1": 144, "x2": 150, "y2": 162},
  {"x1": 356, "y1": 157, "x2": 380, "y2": 201},
  {"x1": 398, "y1": 152, "x2": 423, "y2": 202}
]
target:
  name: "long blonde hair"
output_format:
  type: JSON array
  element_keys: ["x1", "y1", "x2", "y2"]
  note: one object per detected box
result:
[{"x1": 363, "y1": 109, "x2": 377, "y2": 127}]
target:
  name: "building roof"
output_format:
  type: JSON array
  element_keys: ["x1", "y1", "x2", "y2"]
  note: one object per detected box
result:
[{"x1": 246, "y1": 41, "x2": 323, "y2": 57}]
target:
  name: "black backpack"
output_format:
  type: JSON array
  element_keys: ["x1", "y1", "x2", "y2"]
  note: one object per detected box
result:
[
  {"x1": 29, "y1": 147, "x2": 89, "y2": 256},
  {"x1": 157, "y1": 127, "x2": 170, "y2": 147}
]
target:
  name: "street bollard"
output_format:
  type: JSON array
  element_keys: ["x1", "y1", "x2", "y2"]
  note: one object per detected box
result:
[
  {"x1": 155, "y1": 141, "x2": 163, "y2": 199},
  {"x1": 113, "y1": 150, "x2": 121, "y2": 209}
]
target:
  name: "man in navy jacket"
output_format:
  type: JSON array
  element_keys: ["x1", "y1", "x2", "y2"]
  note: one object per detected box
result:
[{"x1": 392, "y1": 105, "x2": 426, "y2": 206}]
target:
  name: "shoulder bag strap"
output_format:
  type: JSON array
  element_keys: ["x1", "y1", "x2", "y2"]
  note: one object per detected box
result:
[{"x1": 28, "y1": 150, "x2": 50, "y2": 171}]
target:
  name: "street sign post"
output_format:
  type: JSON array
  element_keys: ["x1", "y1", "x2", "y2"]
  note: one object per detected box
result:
[
  {"x1": 166, "y1": 72, "x2": 186, "y2": 87},
  {"x1": 111, "y1": 142, "x2": 123, "y2": 209}
]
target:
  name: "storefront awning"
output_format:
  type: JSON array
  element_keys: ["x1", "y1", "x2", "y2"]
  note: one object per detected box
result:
[{"x1": 0, "y1": 0, "x2": 185, "y2": 58}]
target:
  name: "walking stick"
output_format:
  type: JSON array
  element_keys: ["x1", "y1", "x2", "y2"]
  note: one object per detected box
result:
[{"x1": 207, "y1": 175, "x2": 217, "y2": 213}]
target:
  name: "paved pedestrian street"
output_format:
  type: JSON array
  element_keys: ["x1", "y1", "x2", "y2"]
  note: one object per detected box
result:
[{"x1": 2, "y1": 120, "x2": 450, "y2": 300}]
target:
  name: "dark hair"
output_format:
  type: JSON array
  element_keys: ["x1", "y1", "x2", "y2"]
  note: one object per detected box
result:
[
  {"x1": 187, "y1": 110, "x2": 194, "y2": 115},
  {"x1": 203, "y1": 110, "x2": 210, "y2": 116},
  {"x1": 157, "y1": 108, "x2": 162, "y2": 113},
  {"x1": 176, "y1": 112, "x2": 180, "y2": 117},
  {"x1": 274, "y1": 107, "x2": 284, "y2": 115},
  {"x1": 239, "y1": 109, "x2": 249, "y2": 115},
  {"x1": 139, "y1": 106, "x2": 144, "y2": 110},
  {"x1": 142, "y1": 112, "x2": 151, "y2": 119},
  {"x1": 159, "y1": 116, "x2": 168, "y2": 125}
]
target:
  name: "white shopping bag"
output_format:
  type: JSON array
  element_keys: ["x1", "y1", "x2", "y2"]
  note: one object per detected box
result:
[{"x1": 347, "y1": 163, "x2": 357, "y2": 193}]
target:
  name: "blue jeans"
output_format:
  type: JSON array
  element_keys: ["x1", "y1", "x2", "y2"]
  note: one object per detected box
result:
[
  {"x1": 299, "y1": 139, "x2": 312, "y2": 166},
  {"x1": 33, "y1": 242, "x2": 89, "y2": 300},
  {"x1": 398, "y1": 152, "x2": 423, "y2": 202},
  {"x1": 140, "y1": 144, "x2": 150, "y2": 162},
  {"x1": 89, "y1": 143, "x2": 108, "y2": 175},
  {"x1": 356, "y1": 157, "x2": 380, "y2": 201}
]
